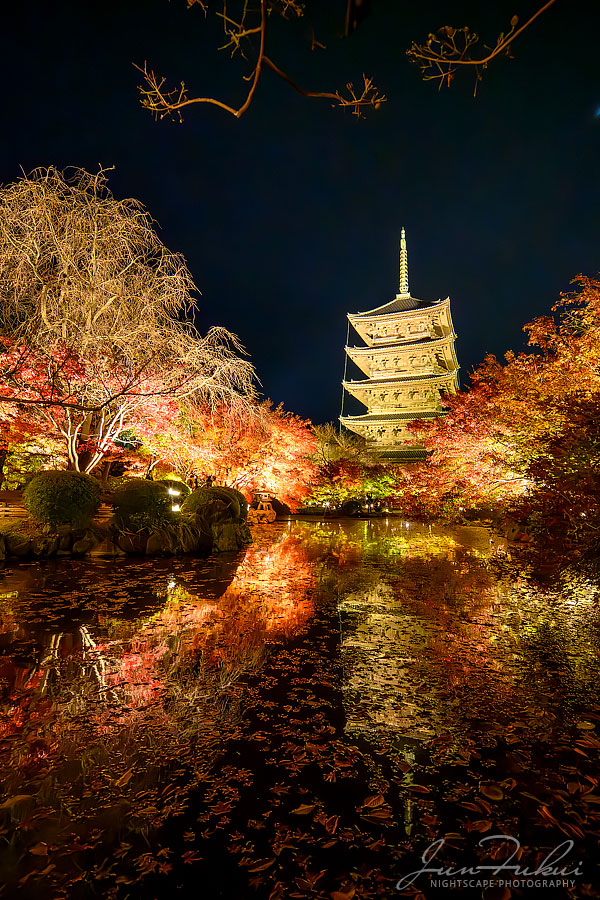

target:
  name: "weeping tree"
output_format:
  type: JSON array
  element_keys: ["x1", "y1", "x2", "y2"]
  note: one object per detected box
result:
[{"x1": 0, "y1": 166, "x2": 256, "y2": 473}]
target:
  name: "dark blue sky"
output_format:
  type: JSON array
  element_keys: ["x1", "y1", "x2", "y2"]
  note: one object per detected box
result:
[{"x1": 1, "y1": 0, "x2": 598, "y2": 423}]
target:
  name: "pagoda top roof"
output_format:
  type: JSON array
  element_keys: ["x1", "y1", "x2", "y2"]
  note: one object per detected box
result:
[
  {"x1": 349, "y1": 295, "x2": 450, "y2": 322},
  {"x1": 352, "y1": 293, "x2": 425, "y2": 317}
]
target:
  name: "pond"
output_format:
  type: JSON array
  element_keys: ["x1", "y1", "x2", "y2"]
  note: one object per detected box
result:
[{"x1": 1, "y1": 519, "x2": 600, "y2": 899}]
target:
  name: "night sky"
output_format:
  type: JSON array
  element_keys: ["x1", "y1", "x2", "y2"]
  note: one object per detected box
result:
[{"x1": 1, "y1": 0, "x2": 599, "y2": 423}]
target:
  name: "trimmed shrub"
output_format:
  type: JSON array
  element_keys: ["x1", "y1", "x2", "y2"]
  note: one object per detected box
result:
[
  {"x1": 182, "y1": 486, "x2": 248, "y2": 522},
  {"x1": 112, "y1": 479, "x2": 179, "y2": 532},
  {"x1": 23, "y1": 470, "x2": 102, "y2": 529}
]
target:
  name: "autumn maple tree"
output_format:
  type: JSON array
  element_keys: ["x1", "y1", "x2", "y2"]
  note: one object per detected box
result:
[
  {"x1": 141, "y1": 401, "x2": 317, "y2": 508},
  {"x1": 402, "y1": 276, "x2": 600, "y2": 553}
]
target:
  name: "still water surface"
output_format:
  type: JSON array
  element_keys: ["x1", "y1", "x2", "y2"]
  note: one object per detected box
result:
[{"x1": 1, "y1": 519, "x2": 599, "y2": 898}]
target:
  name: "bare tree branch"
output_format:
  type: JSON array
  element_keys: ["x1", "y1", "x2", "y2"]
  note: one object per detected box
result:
[
  {"x1": 135, "y1": 0, "x2": 385, "y2": 121},
  {"x1": 407, "y1": 0, "x2": 558, "y2": 95}
]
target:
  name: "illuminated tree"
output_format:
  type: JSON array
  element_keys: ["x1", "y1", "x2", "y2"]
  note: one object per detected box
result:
[
  {"x1": 138, "y1": 400, "x2": 317, "y2": 507},
  {"x1": 0, "y1": 167, "x2": 256, "y2": 473},
  {"x1": 403, "y1": 276, "x2": 600, "y2": 542}
]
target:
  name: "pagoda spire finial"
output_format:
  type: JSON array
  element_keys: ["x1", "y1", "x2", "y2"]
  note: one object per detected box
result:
[{"x1": 399, "y1": 227, "x2": 409, "y2": 295}]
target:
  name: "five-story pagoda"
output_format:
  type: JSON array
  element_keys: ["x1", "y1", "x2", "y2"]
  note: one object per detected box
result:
[{"x1": 340, "y1": 229, "x2": 459, "y2": 461}]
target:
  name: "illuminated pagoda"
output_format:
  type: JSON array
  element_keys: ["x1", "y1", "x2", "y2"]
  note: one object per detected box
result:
[{"x1": 340, "y1": 229, "x2": 459, "y2": 460}]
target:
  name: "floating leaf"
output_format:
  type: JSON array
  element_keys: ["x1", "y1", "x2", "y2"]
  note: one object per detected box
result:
[
  {"x1": 325, "y1": 815, "x2": 339, "y2": 834},
  {"x1": 480, "y1": 783, "x2": 504, "y2": 801},
  {"x1": 291, "y1": 804, "x2": 316, "y2": 815},
  {"x1": 115, "y1": 768, "x2": 134, "y2": 788},
  {"x1": 470, "y1": 819, "x2": 492, "y2": 832},
  {"x1": 362, "y1": 794, "x2": 386, "y2": 808},
  {"x1": 247, "y1": 858, "x2": 276, "y2": 873}
]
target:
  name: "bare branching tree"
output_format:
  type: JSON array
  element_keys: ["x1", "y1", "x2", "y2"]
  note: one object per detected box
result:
[
  {"x1": 407, "y1": 0, "x2": 557, "y2": 95},
  {"x1": 312, "y1": 422, "x2": 372, "y2": 467},
  {"x1": 0, "y1": 166, "x2": 257, "y2": 473},
  {"x1": 135, "y1": 0, "x2": 385, "y2": 121}
]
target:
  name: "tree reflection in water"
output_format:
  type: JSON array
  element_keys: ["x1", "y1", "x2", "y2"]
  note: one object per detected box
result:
[
  {"x1": 0, "y1": 530, "x2": 314, "y2": 895},
  {"x1": 1, "y1": 520, "x2": 600, "y2": 898}
]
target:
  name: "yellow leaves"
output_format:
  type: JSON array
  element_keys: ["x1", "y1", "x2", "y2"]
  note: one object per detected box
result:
[{"x1": 290, "y1": 803, "x2": 316, "y2": 815}]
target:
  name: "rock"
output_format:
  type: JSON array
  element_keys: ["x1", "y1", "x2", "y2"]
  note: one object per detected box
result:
[
  {"x1": 88, "y1": 537, "x2": 125, "y2": 558},
  {"x1": 5, "y1": 533, "x2": 32, "y2": 557},
  {"x1": 11, "y1": 539, "x2": 32, "y2": 557},
  {"x1": 174, "y1": 521, "x2": 211, "y2": 554},
  {"x1": 116, "y1": 532, "x2": 147, "y2": 554},
  {"x1": 72, "y1": 533, "x2": 98, "y2": 554},
  {"x1": 145, "y1": 529, "x2": 176, "y2": 556},
  {"x1": 211, "y1": 522, "x2": 252, "y2": 552},
  {"x1": 58, "y1": 534, "x2": 72, "y2": 552},
  {"x1": 31, "y1": 535, "x2": 59, "y2": 557}
]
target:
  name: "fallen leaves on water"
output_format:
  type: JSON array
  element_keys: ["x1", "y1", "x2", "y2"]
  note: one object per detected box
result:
[{"x1": 479, "y1": 783, "x2": 504, "y2": 801}]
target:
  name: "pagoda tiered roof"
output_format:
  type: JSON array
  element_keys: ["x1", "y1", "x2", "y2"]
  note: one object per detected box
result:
[
  {"x1": 340, "y1": 410, "x2": 439, "y2": 423},
  {"x1": 345, "y1": 334, "x2": 457, "y2": 358},
  {"x1": 343, "y1": 372, "x2": 458, "y2": 388}
]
